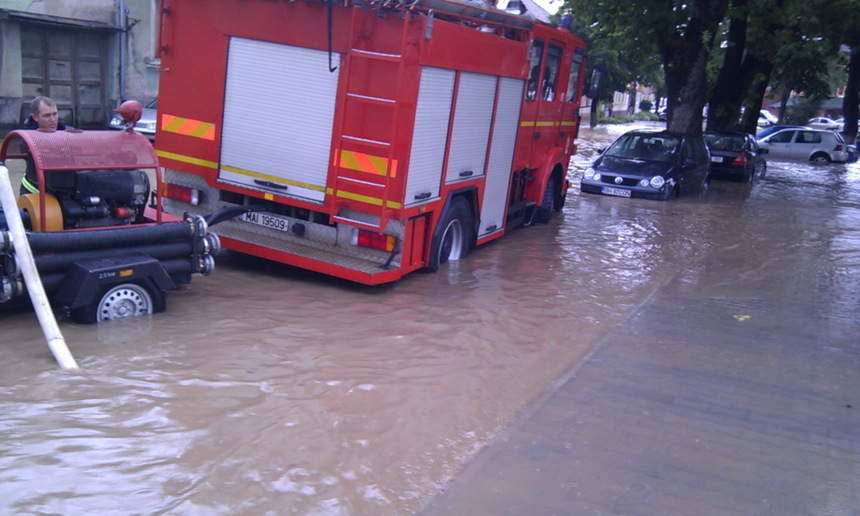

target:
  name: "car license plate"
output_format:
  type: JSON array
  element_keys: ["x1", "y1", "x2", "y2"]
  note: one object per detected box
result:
[
  {"x1": 239, "y1": 211, "x2": 290, "y2": 232},
  {"x1": 602, "y1": 187, "x2": 632, "y2": 198},
  {"x1": 710, "y1": 156, "x2": 724, "y2": 163}
]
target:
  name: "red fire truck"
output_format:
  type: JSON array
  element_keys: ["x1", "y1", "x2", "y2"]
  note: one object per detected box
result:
[{"x1": 156, "y1": 0, "x2": 587, "y2": 284}]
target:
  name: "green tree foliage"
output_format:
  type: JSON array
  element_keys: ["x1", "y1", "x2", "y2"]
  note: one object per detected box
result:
[
  {"x1": 564, "y1": 13, "x2": 660, "y2": 127},
  {"x1": 563, "y1": 0, "x2": 729, "y2": 134},
  {"x1": 562, "y1": 0, "x2": 860, "y2": 141}
]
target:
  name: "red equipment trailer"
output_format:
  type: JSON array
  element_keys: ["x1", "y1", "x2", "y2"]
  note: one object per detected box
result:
[
  {"x1": 157, "y1": 0, "x2": 587, "y2": 284},
  {"x1": 0, "y1": 117, "x2": 221, "y2": 323}
]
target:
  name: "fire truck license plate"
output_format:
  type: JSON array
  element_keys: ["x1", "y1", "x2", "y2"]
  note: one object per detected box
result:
[{"x1": 239, "y1": 211, "x2": 290, "y2": 232}]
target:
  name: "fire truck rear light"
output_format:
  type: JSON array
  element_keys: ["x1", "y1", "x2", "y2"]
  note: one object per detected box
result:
[
  {"x1": 353, "y1": 229, "x2": 396, "y2": 252},
  {"x1": 163, "y1": 183, "x2": 200, "y2": 205}
]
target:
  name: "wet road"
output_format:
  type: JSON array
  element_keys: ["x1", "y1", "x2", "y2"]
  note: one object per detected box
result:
[{"x1": 1, "y1": 122, "x2": 858, "y2": 514}]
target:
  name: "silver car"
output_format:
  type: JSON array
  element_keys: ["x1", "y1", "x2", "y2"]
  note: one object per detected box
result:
[
  {"x1": 806, "y1": 117, "x2": 840, "y2": 130},
  {"x1": 757, "y1": 128, "x2": 851, "y2": 164},
  {"x1": 109, "y1": 98, "x2": 157, "y2": 141}
]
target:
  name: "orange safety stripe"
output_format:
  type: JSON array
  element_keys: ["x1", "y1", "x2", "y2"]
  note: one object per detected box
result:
[
  {"x1": 161, "y1": 114, "x2": 216, "y2": 140},
  {"x1": 337, "y1": 150, "x2": 397, "y2": 177}
]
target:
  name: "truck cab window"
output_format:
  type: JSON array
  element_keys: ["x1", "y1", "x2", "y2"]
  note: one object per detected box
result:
[
  {"x1": 526, "y1": 39, "x2": 544, "y2": 102},
  {"x1": 543, "y1": 44, "x2": 562, "y2": 101},
  {"x1": 566, "y1": 48, "x2": 585, "y2": 103}
]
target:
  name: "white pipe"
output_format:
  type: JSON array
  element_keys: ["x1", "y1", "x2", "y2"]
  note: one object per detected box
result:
[{"x1": 0, "y1": 165, "x2": 80, "y2": 371}]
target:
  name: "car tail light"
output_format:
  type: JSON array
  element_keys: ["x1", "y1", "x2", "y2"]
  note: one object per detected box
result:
[
  {"x1": 834, "y1": 144, "x2": 844, "y2": 152},
  {"x1": 162, "y1": 183, "x2": 200, "y2": 205},
  {"x1": 353, "y1": 229, "x2": 396, "y2": 252},
  {"x1": 731, "y1": 153, "x2": 748, "y2": 166}
]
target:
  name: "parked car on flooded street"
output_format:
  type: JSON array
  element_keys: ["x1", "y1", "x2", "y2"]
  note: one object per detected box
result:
[
  {"x1": 757, "y1": 127, "x2": 852, "y2": 164},
  {"x1": 758, "y1": 111, "x2": 778, "y2": 127},
  {"x1": 704, "y1": 132, "x2": 768, "y2": 181},
  {"x1": 807, "y1": 117, "x2": 840, "y2": 131},
  {"x1": 580, "y1": 130, "x2": 711, "y2": 200},
  {"x1": 755, "y1": 125, "x2": 804, "y2": 140},
  {"x1": 109, "y1": 98, "x2": 157, "y2": 141}
]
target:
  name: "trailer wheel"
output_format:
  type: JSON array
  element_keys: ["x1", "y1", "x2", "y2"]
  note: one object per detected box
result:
[
  {"x1": 72, "y1": 281, "x2": 165, "y2": 324},
  {"x1": 534, "y1": 175, "x2": 556, "y2": 223},
  {"x1": 427, "y1": 197, "x2": 473, "y2": 272}
]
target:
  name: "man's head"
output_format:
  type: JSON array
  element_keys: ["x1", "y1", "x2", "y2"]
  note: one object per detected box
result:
[{"x1": 30, "y1": 96, "x2": 60, "y2": 131}]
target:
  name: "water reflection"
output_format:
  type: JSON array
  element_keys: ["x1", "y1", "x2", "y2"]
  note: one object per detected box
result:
[{"x1": 1, "y1": 123, "x2": 858, "y2": 514}]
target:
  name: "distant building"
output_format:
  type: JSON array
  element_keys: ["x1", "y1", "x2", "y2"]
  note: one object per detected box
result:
[{"x1": 0, "y1": 1, "x2": 159, "y2": 136}]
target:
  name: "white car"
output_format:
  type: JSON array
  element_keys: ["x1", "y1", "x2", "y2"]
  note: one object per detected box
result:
[
  {"x1": 758, "y1": 111, "x2": 778, "y2": 127},
  {"x1": 109, "y1": 98, "x2": 157, "y2": 141},
  {"x1": 807, "y1": 117, "x2": 840, "y2": 131},
  {"x1": 758, "y1": 128, "x2": 852, "y2": 164}
]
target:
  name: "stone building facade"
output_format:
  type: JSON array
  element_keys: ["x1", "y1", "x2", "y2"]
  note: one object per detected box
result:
[{"x1": 0, "y1": 0, "x2": 158, "y2": 135}]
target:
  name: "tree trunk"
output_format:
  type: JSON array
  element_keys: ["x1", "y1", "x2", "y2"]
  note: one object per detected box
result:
[
  {"x1": 707, "y1": 0, "x2": 748, "y2": 133},
  {"x1": 738, "y1": 56, "x2": 775, "y2": 134},
  {"x1": 663, "y1": 44, "x2": 713, "y2": 135},
  {"x1": 842, "y1": 46, "x2": 859, "y2": 144},
  {"x1": 589, "y1": 98, "x2": 599, "y2": 128},
  {"x1": 660, "y1": 0, "x2": 729, "y2": 134}
]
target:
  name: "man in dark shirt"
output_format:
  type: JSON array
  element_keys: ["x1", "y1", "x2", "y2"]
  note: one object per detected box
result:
[
  {"x1": 20, "y1": 96, "x2": 67, "y2": 194},
  {"x1": 23, "y1": 96, "x2": 67, "y2": 131}
]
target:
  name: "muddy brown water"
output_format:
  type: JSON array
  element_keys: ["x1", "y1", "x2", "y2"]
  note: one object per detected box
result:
[{"x1": 1, "y1": 122, "x2": 858, "y2": 514}]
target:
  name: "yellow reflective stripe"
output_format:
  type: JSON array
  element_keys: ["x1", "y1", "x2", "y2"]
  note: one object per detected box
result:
[
  {"x1": 560, "y1": 121, "x2": 578, "y2": 127},
  {"x1": 335, "y1": 190, "x2": 402, "y2": 209},
  {"x1": 155, "y1": 151, "x2": 400, "y2": 208},
  {"x1": 156, "y1": 149, "x2": 218, "y2": 169},
  {"x1": 520, "y1": 121, "x2": 570, "y2": 127},
  {"x1": 161, "y1": 114, "x2": 216, "y2": 140},
  {"x1": 221, "y1": 164, "x2": 326, "y2": 192}
]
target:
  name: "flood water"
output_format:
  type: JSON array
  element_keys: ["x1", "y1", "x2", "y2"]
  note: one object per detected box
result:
[{"x1": 1, "y1": 122, "x2": 858, "y2": 515}]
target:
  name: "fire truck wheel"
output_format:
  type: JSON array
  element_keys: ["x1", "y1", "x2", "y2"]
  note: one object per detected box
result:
[
  {"x1": 72, "y1": 281, "x2": 166, "y2": 324},
  {"x1": 535, "y1": 175, "x2": 556, "y2": 223},
  {"x1": 428, "y1": 197, "x2": 473, "y2": 272}
]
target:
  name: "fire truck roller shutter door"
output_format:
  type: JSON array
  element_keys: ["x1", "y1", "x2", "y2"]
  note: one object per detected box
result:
[
  {"x1": 445, "y1": 72, "x2": 496, "y2": 184},
  {"x1": 405, "y1": 67, "x2": 455, "y2": 207},
  {"x1": 219, "y1": 38, "x2": 340, "y2": 202},
  {"x1": 479, "y1": 76, "x2": 524, "y2": 238}
]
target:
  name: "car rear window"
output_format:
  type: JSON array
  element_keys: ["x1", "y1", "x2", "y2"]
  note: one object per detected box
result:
[
  {"x1": 798, "y1": 131, "x2": 822, "y2": 144},
  {"x1": 704, "y1": 135, "x2": 744, "y2": 151}
]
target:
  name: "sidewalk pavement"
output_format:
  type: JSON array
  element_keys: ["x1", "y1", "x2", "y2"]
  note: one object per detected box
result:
[{"x1": 422, "y1": 272, "x2": 860, "y2": 515}]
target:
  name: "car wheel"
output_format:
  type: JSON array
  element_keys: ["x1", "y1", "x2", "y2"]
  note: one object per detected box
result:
[
  {"x1": 72, "y1": 281, "x2": 165, "y2": 324},
  {"x1": 759, "y1": 161, "x2": 767, "y2": 179},
  {"x1": 810, "y1": 153, "x2": 831, "y2": 165},
  {"x1": 534, "y1": 175, "x2": 556, "y2": 223},
  {"x1": 427, "y1": 197, "x2": 473, "y2": 273}
]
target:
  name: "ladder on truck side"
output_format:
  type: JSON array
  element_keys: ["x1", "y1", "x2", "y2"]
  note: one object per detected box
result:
[{"x1": 329, "y1": 9, "x2": 413, "y2": 234}]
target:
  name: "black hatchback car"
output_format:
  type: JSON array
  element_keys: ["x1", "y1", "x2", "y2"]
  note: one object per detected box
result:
[
  {"x1": 704, "y1": 131, "x2": 768, "y2": 181},
  {"x1": 580, "y1": 130, "x2": 711, "y2": 200}
]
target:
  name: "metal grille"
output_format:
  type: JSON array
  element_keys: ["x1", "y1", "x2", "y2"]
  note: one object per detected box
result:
[{"x1": 1, "y1": 130, "x2": 158, "y2": 171}]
